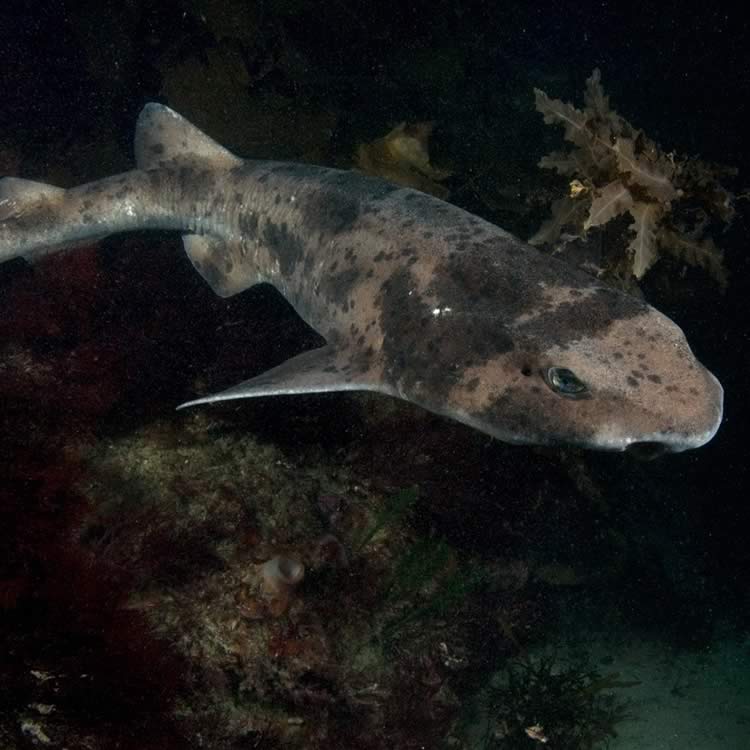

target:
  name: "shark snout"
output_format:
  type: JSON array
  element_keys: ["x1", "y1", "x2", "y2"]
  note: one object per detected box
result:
[{"x1": 631, "y1": 366, "x2": 724, "y2": 454}]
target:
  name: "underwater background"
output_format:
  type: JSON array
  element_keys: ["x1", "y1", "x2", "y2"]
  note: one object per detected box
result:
[{"x1": 0, "y1": 1, "x2": 748, "y2": 748}]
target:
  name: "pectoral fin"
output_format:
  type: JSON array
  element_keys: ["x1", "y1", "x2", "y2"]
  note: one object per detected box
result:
[{"x1": 178, "y1": 344, "x2": 375, "y2": 409}]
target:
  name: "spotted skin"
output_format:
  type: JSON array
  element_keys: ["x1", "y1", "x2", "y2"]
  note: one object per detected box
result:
[{"x1": 0, "y1": 104, "x2": 723, "y2": 452}]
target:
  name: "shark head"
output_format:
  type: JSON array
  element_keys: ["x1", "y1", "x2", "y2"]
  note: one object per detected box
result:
[
  {"x1": 374, "y1": 258, "x2": 723, "y2": 454},
  {"x1": 441, "y1": 309, "x2": 722, "y2": 454}
]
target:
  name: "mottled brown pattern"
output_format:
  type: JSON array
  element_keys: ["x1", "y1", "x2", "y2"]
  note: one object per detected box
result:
[{"x1": 0, "y1": 104, "x2": 724, "y2": 452}]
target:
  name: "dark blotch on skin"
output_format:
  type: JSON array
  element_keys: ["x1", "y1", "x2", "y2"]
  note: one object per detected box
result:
[
  {"x1": 4, "y1": 200, "x2": 59, "y2": 233},
  {"x1": 412, "y1": 216, "x2": 644, "y2": 349},
  {"x1": 378, "y1": 268, "x2": 514, "y2": 399},
  {"x1": 147, "y1": 171, "x2": 163, "y2": 191},
  {"x1": 627, "y1": 376, "x2": 639, "y2": 387},
  {"x1": 322, "y1": 169, "x2": 400, "y2": 202},
  {"x1": 432, "y1": 245, "x2": 536, "y2": 322},
  {"x1": 325, "y1": 268, "x2": 361, "y2": 308},
  {"x1": 263, "y1": 221, "x2": 305, "y2": 275},
  {"x1": 647, "y1": 374, "x2": 662, "y2": 384},
  {"x1": 168, "y1": 166, "x2": 217, "y2": 204},
  {"x1": 303, "y1": 191, "x2": 360, "y2": 236},
  {"x1": 267, "y1": 163, "x2": 329, "y2": 180},
  {"x1": 150, "y1": 143, "x2": 165, "y2": 155},
  {"x1": 291, "y1": 170, "x2": 399, "y2": 237},
  {"x1": 239, "y1": 211, "x2": 258, "y2": 237},
  {"x1": 349, "y1": 345, "x2": 376, "y2": 374},
  {"x1": 518, "y1": 286, "x2": 649, "y2": 347}
]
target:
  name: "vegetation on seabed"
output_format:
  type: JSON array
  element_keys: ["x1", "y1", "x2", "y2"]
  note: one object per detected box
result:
[{"x1": 481, "y1": 653, "x2": 635, "y2": 750}]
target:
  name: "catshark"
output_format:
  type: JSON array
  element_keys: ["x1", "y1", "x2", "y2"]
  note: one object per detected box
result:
[{"x1": 0, "y1": 104, "x2": 723, "y2": 453}]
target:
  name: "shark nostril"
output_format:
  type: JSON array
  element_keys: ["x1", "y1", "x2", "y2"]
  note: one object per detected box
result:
[{"x1": 521, "y1": 365, "x2": 532, "y2": 377}]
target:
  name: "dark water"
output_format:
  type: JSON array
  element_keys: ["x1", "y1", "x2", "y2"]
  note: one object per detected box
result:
[{"x1": 1, "y1": 2, "x2": 748, "y2": 748}]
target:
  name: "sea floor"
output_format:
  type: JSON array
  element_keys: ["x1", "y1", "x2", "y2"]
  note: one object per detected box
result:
[
  {"x1": 471, "y1": 623, "x2": 750, "y2": 750},
  {"x1": 598, "y1": 631, "x2": 750, "y2": 750}
]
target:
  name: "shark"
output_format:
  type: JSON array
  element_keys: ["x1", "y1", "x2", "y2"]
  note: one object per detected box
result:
[{"x1": 0, "y1": 104, "x2": 723, "y2": 453}]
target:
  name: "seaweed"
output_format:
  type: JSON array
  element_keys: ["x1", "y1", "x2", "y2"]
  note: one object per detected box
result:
[
  {"x1": 482, "y1": 653, "x2": 635, "y2": 750},
  {"x1": 381, "y1": 562, "x2": 487, "y2": 642},
  {"x1": 351, "y1": 487, "x2": 487, "y2": 643},
  {"x1": 531, "y1": 69, "x2": 736, "y2": 290},
  {"x1": 355, "y1": 122, "x2": 452, "y2": 198},
  {"x1": 352, "y1": 485, "x2": 420, "y2": 553}
]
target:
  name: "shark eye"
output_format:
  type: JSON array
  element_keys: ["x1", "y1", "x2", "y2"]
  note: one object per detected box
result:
[{"x1": 544, "y1": 366, "x2": 589, "y2": 398}]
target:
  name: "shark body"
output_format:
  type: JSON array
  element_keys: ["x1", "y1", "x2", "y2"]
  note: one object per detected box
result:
[{"x1": 0, "y1": 104, "x2": 723, "y2": 452}]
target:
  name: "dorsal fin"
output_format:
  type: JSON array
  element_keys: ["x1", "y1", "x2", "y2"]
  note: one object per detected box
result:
[{"x1": 134, "y1": 103, "x2": 242, "y2": 170}]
